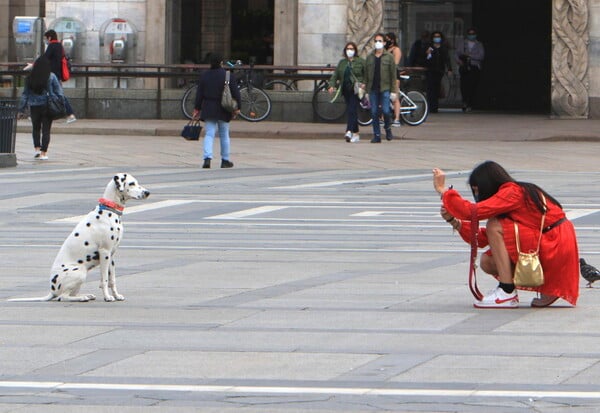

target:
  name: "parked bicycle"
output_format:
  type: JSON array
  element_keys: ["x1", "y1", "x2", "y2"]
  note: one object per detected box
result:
[
  {"x1": 263, "y1": 69, "x2": 299, "y2": 91},
  {"x1": 357, "y1": 75, "x2": 428, "y2": 126},
  {"x1": 312, "y1": 65, "x2": 347, "y2": 122},
  {"x1": 181, "y1": 61, "x2": 272, "y2": 122}
]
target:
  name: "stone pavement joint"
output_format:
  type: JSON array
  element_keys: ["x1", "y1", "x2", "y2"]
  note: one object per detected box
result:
[{"x1": 16, "y1": 113, "x2": 600, "y2": 141}]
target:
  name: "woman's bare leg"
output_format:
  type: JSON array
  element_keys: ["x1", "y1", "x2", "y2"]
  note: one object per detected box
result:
[{"x1": 485, "y1": 217, "x2": 514, "y2": 284}]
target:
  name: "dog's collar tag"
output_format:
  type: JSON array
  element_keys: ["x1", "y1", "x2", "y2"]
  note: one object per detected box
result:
[{"x1": 98, "y1": 198, "x2": 124, "y2": 216}]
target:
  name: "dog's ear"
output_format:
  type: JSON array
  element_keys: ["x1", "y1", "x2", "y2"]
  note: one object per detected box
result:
[{"x1": 113, "y1": 173, "x2": 127, "y2": 191}]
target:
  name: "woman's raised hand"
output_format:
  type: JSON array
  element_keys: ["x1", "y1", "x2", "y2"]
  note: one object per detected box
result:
[{"x1": 432, "y1": 168, "x2": 447, "y2": 194}]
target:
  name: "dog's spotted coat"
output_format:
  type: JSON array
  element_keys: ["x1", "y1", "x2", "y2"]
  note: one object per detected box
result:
[{"x1": 9, "y1": 173, "x2": 150, "y2": 302}]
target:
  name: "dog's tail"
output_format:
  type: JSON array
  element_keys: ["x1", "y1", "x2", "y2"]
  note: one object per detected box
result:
[{"x1": 7, "y1": 293, "x2": 54, "y2": 302}]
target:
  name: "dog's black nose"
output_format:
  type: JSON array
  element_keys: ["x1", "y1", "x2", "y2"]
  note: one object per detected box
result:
[{"x1": 143, "y1": 190, "x2": 150, "y2": 198}]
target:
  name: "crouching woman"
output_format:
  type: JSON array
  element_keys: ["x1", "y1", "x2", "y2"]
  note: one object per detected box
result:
[{"x1": 433, "y1": 161, "x2": 579, "y2": 308}]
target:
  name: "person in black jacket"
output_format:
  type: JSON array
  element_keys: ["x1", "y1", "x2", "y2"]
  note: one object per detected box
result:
[
  {"x1": 192, "y1": 53, "x2": 241, "y2": 169},
  {"x1": 43, "y1": 30, "x2": 77, "y2": 123},
  {"x1": 424, "y1": 31, "x2": 452, "y2": 113}
]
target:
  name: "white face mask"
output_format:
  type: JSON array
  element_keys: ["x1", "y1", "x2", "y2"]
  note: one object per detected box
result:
[
  {"x1": 374, "y1": 40, "x2": 384, "y2": 50},
  {"x1": 346, "y1": 49, "x2": 355, "y2": 58}
]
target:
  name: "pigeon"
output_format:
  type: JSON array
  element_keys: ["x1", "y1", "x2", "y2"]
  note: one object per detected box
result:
[{"x1": 580, "y1": 258, "x2": 600, "y2": 288}]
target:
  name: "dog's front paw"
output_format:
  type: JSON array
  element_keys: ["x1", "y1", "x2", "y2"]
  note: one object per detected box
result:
[
  {"x1": 114, "y1": 294, "x2": 125, "y2": 301},
  {"x1": 103, "y1": 295, "x2": 115, "y2": 302}
]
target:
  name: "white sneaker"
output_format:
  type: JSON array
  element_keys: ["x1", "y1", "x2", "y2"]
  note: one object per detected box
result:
[
  {"x1": 344, "y1": 131, "x2": 352, "y2": 142},
  {"x1": 473, "y1": 286, "x2": 519, "y2": 309},
  {"x1": 392, "y1": 120, "x2": 402, "y2": 127},
  {"x1": 39, "y1": 155, "x2": 49, "y2": 160},
  {"x1": 34, "y1": 151, "x2": 41, "y2": 158},
  {"x1": 350, "y1": 133, "x2": 360, "y2": 143},
  {"x1": 66, "y1": 114, "x2": 77, "y2": 124}
]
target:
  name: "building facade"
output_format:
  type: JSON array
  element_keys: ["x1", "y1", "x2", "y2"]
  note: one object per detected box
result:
[{"x1": 1, "y1": 0, "x2": 598, "y2": 118}]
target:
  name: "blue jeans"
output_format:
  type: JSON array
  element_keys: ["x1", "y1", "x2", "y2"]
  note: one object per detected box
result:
[
  {"x1": 369, "y1": 90, "x2": 391, "y2": 137},
  {"x1": 64, "y1": 96, "x2": 74, "y2": 116},
  {"x1": 203, "y1": 120, "x2": 231, "y2": 161}
]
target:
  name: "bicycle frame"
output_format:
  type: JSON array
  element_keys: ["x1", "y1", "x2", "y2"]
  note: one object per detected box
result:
[{"x1": 399, "y1": 91, "x2": 417, "y2": 114}]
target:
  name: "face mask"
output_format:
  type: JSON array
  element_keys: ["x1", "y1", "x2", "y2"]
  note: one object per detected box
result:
[
  {"x1": 346, "y1": 49, "x2": 355, "y2": 58},
  {"x1": 467, "y1": 34, "x2": 477, "y2": 41},
  {"x1": 374, "y1": 40, "x2": 384, "y2": 50},
  {"x1": 433, "y1": 37, "x2": 442, "y2": 44},
  {"x1": 385, "y1": 40, "x2": 392, "y2": 48}
]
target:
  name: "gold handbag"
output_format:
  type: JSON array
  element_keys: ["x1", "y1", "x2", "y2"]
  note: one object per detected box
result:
[{"x1": 513, "y1": 195, "x2": 546, "y2": 287}]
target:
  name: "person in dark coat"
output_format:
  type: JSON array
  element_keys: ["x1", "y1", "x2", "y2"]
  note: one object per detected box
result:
[
  {"x1": 424, "y1": 31, "x2": 452, "y2": 113},
  {"x1": 192, "y1": 53, "x2": 241, "y2": 169},
  {"x1": 43, "y1": 29, "x2": 77, "y2": 123}
]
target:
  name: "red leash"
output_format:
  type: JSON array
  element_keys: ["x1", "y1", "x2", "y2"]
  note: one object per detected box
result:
[{"x1": 469, "y1": 203, "x2": 484, "y2": 301}]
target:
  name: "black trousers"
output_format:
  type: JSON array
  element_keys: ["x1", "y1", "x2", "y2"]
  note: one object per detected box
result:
[
  {"x1": 343, "y1": 88, "x2": 360, "y2": 133},
  {"x1": 30, "y1": 105, "x2": 53, "y2": 152},
  {"x1": 426, "y1": 71, "x2": 444, "y2": 112},
  {"x1": 459, "y1": 66, "x2": 481, "y2": 108}
]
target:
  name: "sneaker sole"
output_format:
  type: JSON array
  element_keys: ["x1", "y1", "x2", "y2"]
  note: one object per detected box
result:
[{"x1": 473, "y1": 300, "x2": 519, "y2": 309}]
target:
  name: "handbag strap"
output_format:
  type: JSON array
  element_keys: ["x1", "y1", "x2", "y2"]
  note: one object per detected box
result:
[
  {"x1": 225, "y1": 70, "x2": 231, "y2": 85},
  {"x1": 514, "y1": 194, "x2": 546, "y2": 254},
  {"x1": 469, "y1": 203, "x2": 483, "y2": 301}
]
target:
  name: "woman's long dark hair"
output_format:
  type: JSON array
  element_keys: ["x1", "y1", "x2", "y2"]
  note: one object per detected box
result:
[
  {"x1": 468, "y1": 160, "x2": 561, "y2": 212},
  {"x1": 27, "y1": 56, "x2": 51, "y2": 95}
]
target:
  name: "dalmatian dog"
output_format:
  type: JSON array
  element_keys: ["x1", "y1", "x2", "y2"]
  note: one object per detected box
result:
[{"x1": 9, "y1": 173, "x2": 150, "y2": 302}]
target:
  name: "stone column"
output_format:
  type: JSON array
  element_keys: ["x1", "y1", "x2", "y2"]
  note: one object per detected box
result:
[
  {"x1": 273, "y1": 0, "x2": 297, "y2": 65},
  {"x1": 551, "y1": 0, "x2": 589, "y2": 118},
  {"x1": 144, "y1": 0, "x2": 166, "y2": 89}
]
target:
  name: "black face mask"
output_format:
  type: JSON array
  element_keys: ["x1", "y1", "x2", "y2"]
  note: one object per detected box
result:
[{"x1": 385, "y1": 40, "x2": 392, "y2": 48}]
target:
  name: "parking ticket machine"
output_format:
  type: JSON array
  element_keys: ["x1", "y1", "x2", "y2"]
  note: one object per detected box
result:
[{"x1": 13, "y1": 17, "x2": 45, "y2": 62}]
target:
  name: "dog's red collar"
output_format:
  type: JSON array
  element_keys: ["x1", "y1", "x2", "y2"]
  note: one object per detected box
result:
[{"x1": 98, "y1": 198, "x2": 124, "y2": 213}]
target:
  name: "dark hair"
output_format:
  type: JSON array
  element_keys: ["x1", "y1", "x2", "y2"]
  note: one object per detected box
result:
[
  {"x1": 343, "y1": 41, "x2": 358, "y2": 57},
  {"x1": 374, "y1": 33, "x2": 386, "y2": 41},
  {"x1": 385, "y1": 32, "x2": 398, "y2": 47},
  {"x1": 44, "y1": 29, "x2": 58, "y2": 41},
  {"x1": 468, "y1": 160, "x2": 561, "y2": 212},
  {"x1": 209, "y1": 53, "x2": 223, "y2": 69},
  {"x1": 467, "y1": 27, "x2": 477, "y2": 35},
  {"x1": 27, "y1": 56, "x2": 51, "y2": 95},
  {"x1": 431, "y1": 31, "x2": 444, "y2": 41}
]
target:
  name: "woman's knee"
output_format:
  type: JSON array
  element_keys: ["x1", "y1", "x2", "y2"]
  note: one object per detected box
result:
[{"x1": 480, "y1": 253, "x2": 496, "y2": 275}]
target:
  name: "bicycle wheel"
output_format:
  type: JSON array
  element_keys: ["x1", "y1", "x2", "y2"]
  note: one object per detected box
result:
[
  {"x1": 400, "y1": 90, "x2": 428, "y2": 126},
  {"x1": 239, "y1": 86, "x2": 272, "y2": 122},
  {"x1": 312, "y1": 83, "x2": 346, "y2": 122},
  {"x1": 181, "y1": 84, "x2": 197, "y2": 120},
  {"x1": 357, "y1": 102, "x2": 373, "y2": 126},
  {"x1": 263, "y1": 79, "x2": 297, "y2": 91}
]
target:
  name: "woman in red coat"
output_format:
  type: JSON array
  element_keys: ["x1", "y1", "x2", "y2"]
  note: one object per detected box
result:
[{"x1": 433, "y1": 161, "x2": 579, "y2": 308}]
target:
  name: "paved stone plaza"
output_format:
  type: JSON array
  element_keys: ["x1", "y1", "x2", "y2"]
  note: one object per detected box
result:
[{"x1": 1, "y1": 113, "x2": 600, "y2": 411}]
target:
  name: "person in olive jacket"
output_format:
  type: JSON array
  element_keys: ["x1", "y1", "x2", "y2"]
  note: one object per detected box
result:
[
  {"x1": 363, "y1": 33, "x2": 399, "y2": 143},
  {"x1": 328, "y1": 41, "x2": 366, "y2": 143},
  {"x1": 193, "y1": 53, "x2": 241, "y2": 169}
]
